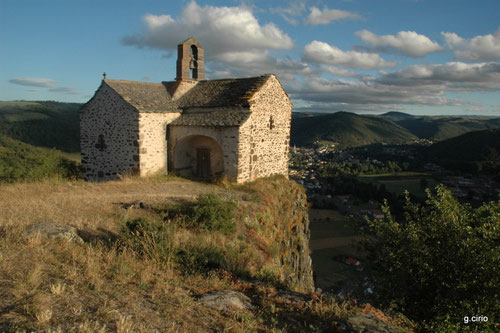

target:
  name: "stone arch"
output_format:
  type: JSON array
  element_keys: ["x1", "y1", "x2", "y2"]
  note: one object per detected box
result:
[{"x1": 173, "y1": 135, "x2": 224, "y2": 180}]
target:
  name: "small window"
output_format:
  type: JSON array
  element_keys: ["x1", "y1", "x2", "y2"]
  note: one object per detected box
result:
[
  {"x1": 95, "y1": 134, "x2": 107, "y2": 151},
  {"x1": 269, "y1": 116, "x2": 275, "y2": 130}
]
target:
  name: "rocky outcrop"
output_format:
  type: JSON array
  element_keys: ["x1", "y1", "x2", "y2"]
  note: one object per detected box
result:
[
  {"x1": 345, "y1": 314, "x2": 400, "y2": 333},
  {"x1": 243, "y1": 176, "x2": 315, "y2": 293},
  {"x1": 196, "y1": 290, "x2": 254, "y2": 312},
  {"x1": 25, "y1": 222, "x2": 83, "y2": 243}
]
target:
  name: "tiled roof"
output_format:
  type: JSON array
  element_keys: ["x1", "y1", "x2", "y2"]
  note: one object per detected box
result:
[
  {"x1": 104, "y1": 75, "x2": 272, "y2": 112},
  {"x1": 104, "y1": 80, "x2": 177, "y2": 113},
  {"x1": 176, "y1": 75, "x2": 270, "y2": 108},
  {"x1": 169, "y1": 111, "x2": 251, "y2": 126}
]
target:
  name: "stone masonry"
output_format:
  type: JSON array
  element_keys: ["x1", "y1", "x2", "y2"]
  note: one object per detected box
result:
[{"x1": 80, "y1": 37, "x2": 292, "y2": 183}]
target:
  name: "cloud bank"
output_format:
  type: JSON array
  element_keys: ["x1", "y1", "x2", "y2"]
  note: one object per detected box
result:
[{"x1": 291, "y1": 62, "x2": 500, "y2": 111}]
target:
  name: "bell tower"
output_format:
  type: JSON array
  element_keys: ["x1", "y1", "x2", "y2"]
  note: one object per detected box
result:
[{"x1": 176, "y1": 37, "x2": 205, "y2": 81}]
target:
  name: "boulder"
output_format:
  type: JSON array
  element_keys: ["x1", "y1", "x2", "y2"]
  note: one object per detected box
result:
[
  {"x1": 25, "y1": 222, "x2": 84, "y2": 244},
  {"x1": 345, "y1": 314, "x2": 399, "y2": 333},
  {"x1": 196, "y1": 290, "x2": 254, "y2": 312}
]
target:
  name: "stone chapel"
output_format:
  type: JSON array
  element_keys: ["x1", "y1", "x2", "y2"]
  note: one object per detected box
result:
[{"x1": 80, "y1": 37, "x2": 292, "y2": 183}]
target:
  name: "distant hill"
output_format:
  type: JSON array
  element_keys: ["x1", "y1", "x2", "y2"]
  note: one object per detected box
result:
[
  {"x1": 0, "y1": 134, "x2": 80, "y2": 183},
  {"x1": 379, "y1": 111, "x2": 415, "y2": 122},
  {"x1": 0, "y1": 101, "x2": 81, "y2": 152},
  {"x1": 291, "y1": 111, "x2": 417, "y2": 147},
  {"x1": 380, "y1": 112, "x2": 500, "y2": 141},
  {"x1": 425, "y1": 128, "x2": 500, "y2": 173}
]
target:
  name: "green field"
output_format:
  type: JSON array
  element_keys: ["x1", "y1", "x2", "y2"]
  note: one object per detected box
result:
[
  {"x1": 308, "y1": 209, "x2": 365, "y2": 289},
  {"x1": 358, "y1": 173, "x2": 438, "y2": 199},
  {"x1": 309, "y1": 209, "x2": 358, "y2": 239}
]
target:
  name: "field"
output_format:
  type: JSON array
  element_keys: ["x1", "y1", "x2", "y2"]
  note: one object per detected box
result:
[
  {"x1": 308, "y1": 209, "x2": 365, "y2": 290},
  {"x1": 357, "y1": 172, "x2": 438, "y2": 199}
]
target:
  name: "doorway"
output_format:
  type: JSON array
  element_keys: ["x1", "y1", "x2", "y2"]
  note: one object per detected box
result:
[{"x1": 196, "y1": 148, "x2": 211, "y2": 179}]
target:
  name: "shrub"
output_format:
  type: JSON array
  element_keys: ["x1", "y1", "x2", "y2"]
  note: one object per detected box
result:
[
  {"x1": 175, "y1": 244, "x2": 225, "y2": 274},
  {"x1": 121, "y1": 217, "x2": 175, "y2": 267},
  {"x1": 362, "y1": 185, "x2": 499, "y2": 331},
  {"x1": 191, "y1": 194, "x2": 237, "y2": 235}
]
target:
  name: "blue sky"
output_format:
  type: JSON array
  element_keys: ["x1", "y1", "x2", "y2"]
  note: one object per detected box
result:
[{"x1": 1, "y1": 0, "x2": 499, "y2": 115}]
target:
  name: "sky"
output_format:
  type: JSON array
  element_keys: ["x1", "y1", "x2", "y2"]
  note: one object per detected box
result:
[{"x1": 1, "y1": 0, "x2": 499, "y2": 115}]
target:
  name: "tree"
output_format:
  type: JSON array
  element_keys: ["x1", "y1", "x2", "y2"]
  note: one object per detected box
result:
[{"x1": 362, "y1": 185, "x2": 499, "y2": 331}]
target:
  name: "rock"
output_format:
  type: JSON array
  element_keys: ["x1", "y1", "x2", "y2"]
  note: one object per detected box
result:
[
  {"x1": 277, "y1": 290, "x2": 310, "y2": 303},
  {"x1": 25, "y1": 222, "x2": 84, "y2": 244},
  {"x1": 196, "y1": 290, "x2": 254, "y2": 312},
  {"x1": 345, "y1": 314, "x2": 399, "y2": 333}
]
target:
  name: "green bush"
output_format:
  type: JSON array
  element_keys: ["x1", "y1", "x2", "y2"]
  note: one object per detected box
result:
[
  {"x1": 363, "y1": 185, "x2": 499, "y2": 331},
  {"x1": 191, "y1": 194, "x2": 237, "y2": 235},
  {"x1": 175, "y1": 242, "x2": 255, "y2": 277},
  {"x1": 175, "y1": 244, "x2": 225, "y2": 274},
  {"x1": 121, "y1": 217, "x2": 175, "y2": 267}
]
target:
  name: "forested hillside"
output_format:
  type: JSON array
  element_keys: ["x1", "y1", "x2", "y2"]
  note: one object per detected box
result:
[
  {"x1": 380, "y1": 111, "x2": 500, "y2": 141},
  {"x1": 0, "y1": 101, "x2": 81, "y2": 152},
  {"x1": 291, "y1": 112, "x2": 417, "y2": 147},
  {"x1": 0, "y1": 134, "x2": 80, "y2": 183},
  {"x1": 424, "y1": 128, "x2": 500, "y2": 173}
]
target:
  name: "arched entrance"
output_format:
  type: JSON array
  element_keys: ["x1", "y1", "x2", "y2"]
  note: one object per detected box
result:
[{"x1": 173, "y1": 135, "x2": 224, "y2": 180}]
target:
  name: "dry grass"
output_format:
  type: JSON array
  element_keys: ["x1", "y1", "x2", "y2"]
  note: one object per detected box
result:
[{"x1": 0, "y1": 176, "x2": 414, "y2": 332}]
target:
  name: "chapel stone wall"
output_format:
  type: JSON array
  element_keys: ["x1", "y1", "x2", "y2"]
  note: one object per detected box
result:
[
  {"x1": 80, "y1": 83, "x2": 139, "y2": 181},
  {"x1": 238, "y1": 75, "x2": 292, "y2": 182},
  {"x1": 138, "y1": 112, "x2": 181, "y2": 176}
]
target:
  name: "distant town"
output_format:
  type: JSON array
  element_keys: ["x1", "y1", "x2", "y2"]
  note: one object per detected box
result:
[{"x1": 289, "y1": 142, "x2": 500, "y2": 219}]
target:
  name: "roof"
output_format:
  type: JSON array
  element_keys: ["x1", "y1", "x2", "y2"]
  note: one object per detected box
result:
[
  {"x1": 104, "y1": 80, "x2": 177, "y2": 113},
  {"x1": 169, "y1": 111, "x2": 251, "y2": 127},
  {"x1": 176, "y1": 76, "x2": 271, "y2": 109},
  {"x1": 103, "y1": 75, "x2": 273, "y2": 113}
]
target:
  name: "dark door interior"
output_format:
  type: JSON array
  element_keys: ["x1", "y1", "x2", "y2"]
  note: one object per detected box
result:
[{"x1": 196, "y1": 148, "x2": 211, "y2": 179}]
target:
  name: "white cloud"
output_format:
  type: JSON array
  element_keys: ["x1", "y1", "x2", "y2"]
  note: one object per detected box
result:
[
  {"x1": 306, "y1": 6, "x2": 361, "y2": 25},
  {"x1": 289, "y1": 61, "x2": 500, "y2": 112},
  {"x1": 122, "y1": 1, "x2": 293, "y2": 64},
  {"x1": 442, "y1": 27, "x2": 500, "y2": 61},
  {"x1": 356, "y1": 30, "x2": 443, "y2": 57},
  {"x1": 49, "y1": 87, "x2": 79, "y2": 95},
  {"x1": 303, "y1": 40, "x2": 396, "y2": 69},
  {"x1": 9, "y1": 77, "x2": 56, "y2": 88}
]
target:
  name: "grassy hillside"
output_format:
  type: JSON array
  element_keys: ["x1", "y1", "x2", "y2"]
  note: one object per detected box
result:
[
  {"x1": 381, "y1": 112, "x2": 500, "y2": 141},
  {"x1": 0, "y1": 134, "x2": 80, "y2": 183},
  {"x1": 0, "y1": 176, "x2": 414, "y2": 332},
  {"x1": 425, "y1": 128, "x2": 500, "y2": 173},
  {"x1": 0, "y1": 101, "x2": 81, "y2": 152},
  {"x1": 291, "y1": 111, "x2": 417, "y2": 147}
]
